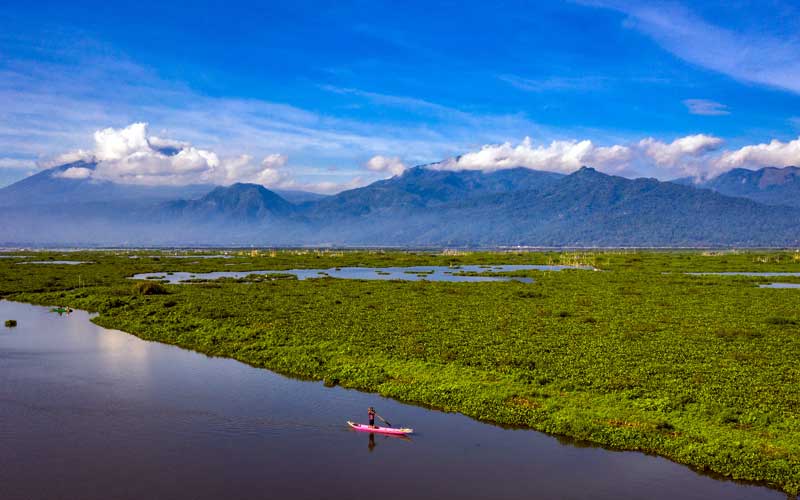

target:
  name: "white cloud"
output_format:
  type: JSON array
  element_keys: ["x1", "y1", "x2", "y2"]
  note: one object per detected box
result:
[
  {"x1": 637, "y1": 134, "x2": 723, "y2": 167},
  {"x1": 55, "y1": 167, "x2": 93, "y2": 179},
  {"x1": 48, "y1": 123, "x2": 299, "y2": 188},
  {"x1": 433, "y1": 137, "x2": 632, "y2": 174},
  {"x1": 37, "y1": 124, "x2": 800, "y2": 190},
  {"x1": 40, "y1": 149, "x2": 94, "y2": 168},
  {"x1": 93, "y1": 123, "x2": 151, "y2": 161},
  {"x1": 0, "y1": 46, "x2": 554, "y2": 193},
  {"x1": 430, "y1": 134, "x2": 730, "y2": 179},
  {"x1": 283, "y1": 176, "x2": 370, "y2": 195},
  {"x1": 683, "y1": 99, "x2": 730, "y2": 116},
  {"x1": 714, "y1": 137, "x2": 800, "y2": 172},
  {"x1": 252, "y1": 154, "x2": 290, "y2": 186},
  {"x1": 365, "y1": 155, "x2": 406, "y2": 176},
  {"x1": 586, "y1": 1, "x2": 800, "y2": 94}
]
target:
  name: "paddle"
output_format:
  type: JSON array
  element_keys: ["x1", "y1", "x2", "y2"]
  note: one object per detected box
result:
[{"x1": 375, "y1": 413, "x2": 392, "y2": 427}]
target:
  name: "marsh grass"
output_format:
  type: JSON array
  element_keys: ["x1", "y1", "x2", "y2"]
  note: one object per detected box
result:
[{"x1": 133, "y1": 281, "x2": 169, "y2": 295}]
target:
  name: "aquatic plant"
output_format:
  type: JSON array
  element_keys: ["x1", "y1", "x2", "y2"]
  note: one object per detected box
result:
[
  {"x1": 5, "y1": 319, "x2": 17, "y2": 327},
  {"x1": 2, "y1": 249, "x2": 800, "y2": 494},
  {"x1": 132, "y1": 281, "x2": 169, "y2": 295}
]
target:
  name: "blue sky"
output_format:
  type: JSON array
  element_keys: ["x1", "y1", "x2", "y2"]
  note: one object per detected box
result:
[{"x1": 2, "y1": 0, "x2": 800, "y2": 191}]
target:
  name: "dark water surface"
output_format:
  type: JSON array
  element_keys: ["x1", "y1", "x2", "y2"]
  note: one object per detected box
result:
[
  {"x1": 0, "y1": 301, "x2": 784, "y2": 500},
  {"x1": 131, "y1": 264, "x2": 588, "y2": 284}
]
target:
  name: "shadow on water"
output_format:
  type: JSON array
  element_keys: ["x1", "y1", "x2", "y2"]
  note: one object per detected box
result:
[
  {"x1": 0, "y1": 300, "x2": 793, "y2": 500},
  {"x1": 354, "y1": 431, "x2": 413, "y2": 453}
]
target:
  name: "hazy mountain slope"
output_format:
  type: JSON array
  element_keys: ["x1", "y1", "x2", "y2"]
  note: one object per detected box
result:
[
  {"x1": 273, "y1": 189, "x2": 329, "y2": 204},
  {"x1": 0, "y1": 162, "x2": 213, "y2": 207},
  {"x1": 164, "y1": 183, "x2": 296, "y2": 221},
  {"x1": 2, "y1": 163, "x2": 800, "y2": 247},
  {"x1": 308, "y1": 167, "x2": 800, "y2": 246},
  {"x1": 697, "y1": 166, "x2": 800, "y2": 208},
  {"x1": 304, "y1": 166, "x2": 563, "y2": 219}
]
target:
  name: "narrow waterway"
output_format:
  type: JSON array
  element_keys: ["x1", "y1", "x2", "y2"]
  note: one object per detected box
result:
[{"x1": 0, "y1": 301, "x2": 785, "y2": 500}]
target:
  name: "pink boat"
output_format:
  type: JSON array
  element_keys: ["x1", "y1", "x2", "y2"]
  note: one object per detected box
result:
[{"x1": 347, "y1": 421, "x2": 413, "y2": 435}]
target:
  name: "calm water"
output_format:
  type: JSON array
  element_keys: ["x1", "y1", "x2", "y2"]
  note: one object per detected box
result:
[
  {"x1": 0, "y1": 301, "x2": 785, "y2": 500},
  {"x1": 17, "y1": 261, "x2": 91, "y2": 265},
  {"x1": 687, "y1": 272, "x2": 800, "y2": 277},
  {"x1": 760, "y1": 283, "x2": 800, "y2": 289},
  {"x1": 128, "y1": 255, "x2": 234, "y2": 259},
  {"x1": 131, "y1": 265, "x2": 589, "y2": 284}
]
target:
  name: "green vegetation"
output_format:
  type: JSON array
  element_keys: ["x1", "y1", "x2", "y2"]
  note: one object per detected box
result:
[
  {"x1": 133, "y1": 281, "x2": 169, "y2": 295},
  {"x1": 1, "y1": 249, "x2": 800, "y2": 494},
  {"x1": 5, "y1": 319, "x2": 17, "y2": 327},
  {"x1": 184, "y1": 273, "x2": 297, "y2": 284}
]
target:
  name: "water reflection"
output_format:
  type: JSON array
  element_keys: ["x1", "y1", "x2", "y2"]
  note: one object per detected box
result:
[
  {"x1": 360, "y1": 430, "x2": 412, "y2": 453},
  {"x1": 0, "y1": 300, "x2": 785, "y2": 500}
]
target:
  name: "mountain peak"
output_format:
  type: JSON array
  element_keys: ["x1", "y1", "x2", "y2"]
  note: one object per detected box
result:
[
  {"x1": 568, "y1": 166, "x2": 610, "y2": 181},
  {"x1": 171, "y1": 182, "x2": 295, "y2": 220},
  {"x1": 572, "y1": 166, "x2": 600, "y2": 176}
]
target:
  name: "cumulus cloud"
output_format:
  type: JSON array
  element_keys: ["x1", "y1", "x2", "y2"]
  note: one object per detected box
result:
[
  {"x1": 252, "y1": 154, "x2": 290, "y2": 185},
  {"x1": 93, "y1": 123, "x2": 151, "y2": 161},
  {"x1": 48, "y1": 123, "x2": 295, "y2": 188},
  {"x1": 42, "y1": 123, "x2": 800, "y2": 190},
  {"x1": 365, "y1": 155, "x2": 406, "y2": 176},
  {"x1": 434, "y1": 137, "x2": 632, "y2": 174},
  {"x1": 55, "y1": 167, "x2": 93, "y2": 179},
  {"x1": 40, "y1": 149, "x2": 94, "y2": 168},
  {"x1": 431, "y1": 134, "x2": 729, "y2": 179},
  {"x1": 683, "y1": 99, "x2": 730, "y2": 116},
  {"x1": 714, "y1": 137, "x2": 800, "y2": 172},
  {"x1": 637, "y1": 134, "x2": 723, "y2": 167}
]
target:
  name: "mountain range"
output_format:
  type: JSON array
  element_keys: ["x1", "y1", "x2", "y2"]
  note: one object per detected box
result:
[
  {"x1": 672, "y1": 166, "x2": 800, "y2": 208},
  {"x1": 1, "y1": 161, "x2": 799, "y2": 247}
]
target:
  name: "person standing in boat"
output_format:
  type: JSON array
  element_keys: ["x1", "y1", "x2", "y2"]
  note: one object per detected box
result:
[{"x1": 368, "y1": 407, "x2": 376, "y2": 428}]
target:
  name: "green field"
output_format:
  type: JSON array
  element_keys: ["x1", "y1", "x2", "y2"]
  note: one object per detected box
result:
[{"x1": 2, "y1": 249, "x2": 800, "y2": 494}]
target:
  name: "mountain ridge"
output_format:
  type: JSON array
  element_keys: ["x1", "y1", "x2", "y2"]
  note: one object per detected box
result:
[
  {"x1": 696, "y1": 166, "x2": 800, "y2": 208},
  {"x1": 2, "y1": 163, "x2": 799, "y2": 247}
]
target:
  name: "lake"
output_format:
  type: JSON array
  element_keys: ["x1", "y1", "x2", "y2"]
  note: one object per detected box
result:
[
  {"x1": 131, "y1": 265, "x2": 590, "y2": 284},
  {"x1": 0, "y1": 300, "x2": 784, "y2": 500}
]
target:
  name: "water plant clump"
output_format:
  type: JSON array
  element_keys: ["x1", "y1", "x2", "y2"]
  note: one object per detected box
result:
[
  {"x1": 133, "y1": 281, "x2": 169, "y2": 295},
  {"x1": 5, "y1": 319, "x2": 17, "y2": 327}
]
